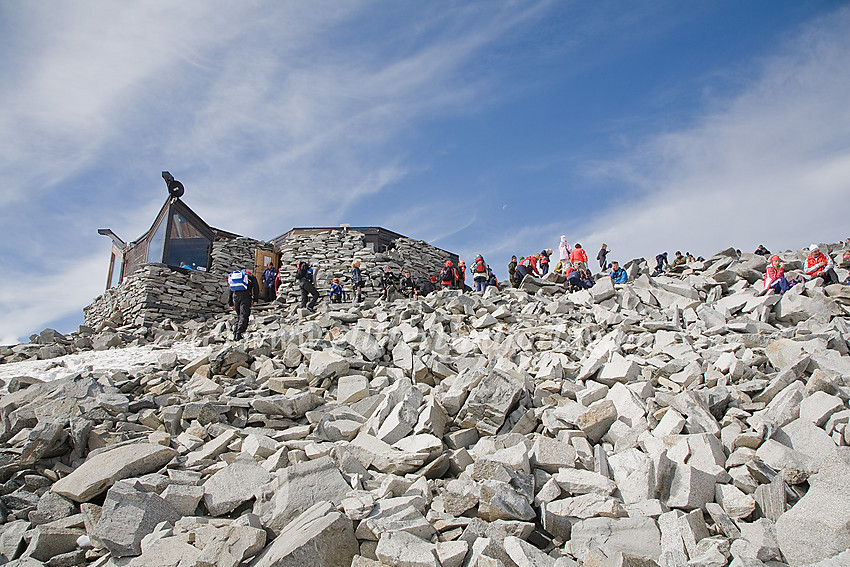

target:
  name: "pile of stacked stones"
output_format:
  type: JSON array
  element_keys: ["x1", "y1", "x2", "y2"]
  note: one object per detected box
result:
[
  {"x1": 274, "y1": 230, "x2": 455, "y2": 304},
  {"x1": 208, "y1": 237, "x2": 275, "y2": 278},
  {"x1": 1, "y1": 243, "x2": 850, "y2": 566}
]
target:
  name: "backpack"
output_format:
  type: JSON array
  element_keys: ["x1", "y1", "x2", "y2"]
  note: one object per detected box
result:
[
  {"x1": 295, "y1": 261, "x2": 309, "y2": 280},
  {"x1": 440, "y1": 266, "x2": 455, "y2": 284},
  {"x1": 228, "y1": 270, "x2": 249, "y2": 291},
  {"x1": 474, "y1": 259, "x2": 487, "y2": 274}
]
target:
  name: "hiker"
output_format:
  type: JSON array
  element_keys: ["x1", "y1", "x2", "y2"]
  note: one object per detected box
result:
[
  {"x1": 539, "y1": 249, "x2": 552, "y2": 275},
  {"x1": 351, "y1": 259, "x2": 364, "y2": 304},
  {"x1": 805, "y1": 244, "x2": 839, "y2": 285},
  {"x1": 486, "y1": 267, "x2": 501, "y2": 291},
  {"x1": 420, "y1": 275, "x2": 439, "y2": 296},
  {"x1": 570, "y1": 244, "x2": 588, "y2": 271},
  {"x1": 381, "y1": 265, "x2": 399, "y2": 301},
  {"x1": 295, "y1": 260, "x2": 320, "y2": 311},
  {"x1": 508, "y1": 256, "x2": 518, "y2": 287},
  {"x1": 610, "y1": 261, "x2": 628, "y2": 284},
  {"x1": 261, "y1": 261, "x2": 278, "y2": 302},
  {"x1": 400, "y1": 270, "x2": 418, "y2": 298},
  {"x1": 558, "y1": 236, "x2": 570, "y2": 270},
  {"x1": 456, "y1": 259, "x2": 468, "y2": 291},
  {"x1": 227, "y1": 268, "x2": 259, "y2": 340},
  {"x1": 764, "y1": 255, "x2": 790, "y2": 295},
  {"x1": 516, "y1": 254, "x2": 541, "y2": 283},
  {"x1": 672, "y1": 251, "x2": 686, "y2": 267},
  {"x1": 472, "y1": 255, "x2": 489, "y2": 291},
  {"x1": 652, "y1": 252, "x2": 668, "y2": 276},
  {"x1": 565, "y1": 264, "x2": 582, "y2": 292},
  {"x1": 597, "y1": 244, "x2": 609, "y2": 271},
  {"x1": 329, "y1": 277, "x2": 346, "y2": 303},
  {"x1": 686, "y1": 252, "x2": 696, "y2": 262},
  {"x1": 440, "y1": 261, "x2": 457, "y2": 289},
  {"x1": 754, "y1": 244, "x2": 771, "y2": 256}
]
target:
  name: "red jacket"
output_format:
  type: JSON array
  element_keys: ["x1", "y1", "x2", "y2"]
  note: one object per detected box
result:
[
  {"x1": 520, "y1": 256, "x2": 540, "y2": 276},
  {"x1": 571, "y1": 248, "x2": 588, "y2": 264},
  {"x1": 765, "y1": 265, "x2": 785, "y2": 288},
  {"x1": 806, "y1": 252, "x2": 832, "y2": 277}
]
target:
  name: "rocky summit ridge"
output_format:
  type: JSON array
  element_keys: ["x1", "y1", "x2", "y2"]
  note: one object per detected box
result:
[{"x1": 1, "y1": 243, "x2": 850, "y2": 567}]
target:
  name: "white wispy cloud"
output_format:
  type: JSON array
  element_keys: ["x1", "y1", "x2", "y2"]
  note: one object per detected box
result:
[{"x1": 568, "y1": 7, "x2": 850, "y2": 264}]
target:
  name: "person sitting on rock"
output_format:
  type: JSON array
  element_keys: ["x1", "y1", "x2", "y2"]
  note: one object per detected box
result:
[
  {"x1": 672, "y1": 251, "x2": 686, "y2": 267},
  {"x1": 764, "y1": 255, "x2": 790, "y2": 295},
  {"x1": 754, "y1": 244, "x2": 771, "y2": 256},
  {"x1": 486, "y1": 267, "x2": 501, "y2": 291},
  {"x1": 570, "y1": 243, "x2": 588, "y2": 271},
  {"x1": 652, "y1": 252, "x2": 668, "y2": 276},
  {"x1": 420, "y1": 275, "x2": 439, "y2": 296},
  {"x1": 565, "y1": 264, "x2": 583, "y2": 292},
  {"x1": 579, "y1": 267, "x2": 595, "y2": 289},
  {"x1": 805, "y1": 244, "x2": 839, "y2": 285},
  {"x1": 686, "y1": 252, "x2": 696, "y2": 262},
  {"x1": 329, "y1": 277, "x2": 346, "y2": 303},
  {"x1": 400, "y1": 270, "x2": 418, "y2": 298},
  {"x1": 610, "y1": 261, "x2": 628, "y2": 284}
]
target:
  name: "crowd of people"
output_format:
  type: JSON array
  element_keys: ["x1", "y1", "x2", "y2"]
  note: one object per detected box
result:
[{"x1": 225, "y1": 238, "x2": 850, "y2": 339}]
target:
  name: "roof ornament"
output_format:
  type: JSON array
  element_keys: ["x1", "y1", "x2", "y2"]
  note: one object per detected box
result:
[{"x1": 161, "y1": 171, "x2": 185, "y2": 198}]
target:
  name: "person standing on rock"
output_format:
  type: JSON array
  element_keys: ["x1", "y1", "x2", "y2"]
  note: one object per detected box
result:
[
  {"x1": 472, "y1": 255, "x2": 489, "y2": 292},
  {"x1": 440, "y1": 261, "x2": 457, "y2": 289},
  {"x1": 261, "y1": 261, "x2": 278, "y2": 303},
  {"x1": 570, "y1": 244, "x2": 588, "y2": 272},
  {"x1": 350, "y1": 259, "x2": 364, "y2": 304},
  {"x1": 805, "y1": 244, "x2": 839, "y2": 285},
  {"x1": 652, "y1": 252, "x2": 668, "y2": 276},
  {"x1": 508, "y1": 256, "x2": 518, "y2": 287},
  {"x1": 400, "y1": 270, "x2": 418, "y2": 298},
  {"x1": 558, "y1": 236, "x2": 570, "y2": 270},
  {"x1": 539, "y1": 249, "x2": 552, "y2": 275},
  {"x1": 295, "y1": 260, "x2": 319, "y2": 311},
  {"x1": 597, "y1": 244, "x2": 608, "y2": 271},
  {"x1": 227, "y1": 268, "x2": 259, "y2": 340},
  {"x1": 456, "y1": 259, "x2": 468, "y2": 291}
]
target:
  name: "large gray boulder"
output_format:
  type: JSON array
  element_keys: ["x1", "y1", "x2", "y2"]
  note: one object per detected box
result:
[
  {"x1": 51, "y1": 443, "x2": 177, "y2": 502},
  {"x1": 94, "y1": 480, "x2": 180, "y2": 557},
  {"x1": 203, "y1": 456, "x2": 271, "y2": 516},
  {"x1": 248, "y1": 501, "x2": 358, "y2": 567},
  {"x1": 775, "y1": 447, "x2": 850, "y2": 565},
  {"x1": 253, "y1": 456, "x2": 351, "y2": 536},
  {"x1": 457, "y1": 367, "x2": 527, "y2": 435}
]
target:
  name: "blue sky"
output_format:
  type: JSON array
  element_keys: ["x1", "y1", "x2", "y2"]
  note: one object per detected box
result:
[{"x1": 2, "y1": 1, "x2": 849, "y2": 344}]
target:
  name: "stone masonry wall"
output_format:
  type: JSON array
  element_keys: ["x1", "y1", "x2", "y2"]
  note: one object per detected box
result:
[
  {"x1": 84, "y1": 231, "x2": 456, "y2": 327},
  {"x1": 275, "y1": 229, "x2": 456, "y2": 304},
  {"x1": 84, "y1": 237, "x2": 274, "y2": 329}
]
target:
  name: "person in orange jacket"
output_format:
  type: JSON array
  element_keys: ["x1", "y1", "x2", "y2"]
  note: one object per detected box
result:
[
  {"x1": 570, "y1": 243, "x2": 589, "y2": 271},
  {"x1": 805, "y1": 244, "x2": 839, "y2": 284}
]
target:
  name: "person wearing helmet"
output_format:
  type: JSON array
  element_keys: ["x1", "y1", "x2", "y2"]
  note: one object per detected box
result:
[{"x1": 440, "y1": 260, "x2": 457, "y2": 289}]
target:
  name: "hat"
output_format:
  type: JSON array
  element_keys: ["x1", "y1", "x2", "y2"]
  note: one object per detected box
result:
[
  {"x1": 430, "y1": 275, "x2": 437, "y2": 282},
  {"x1": 769, "y1": 255, "x2": 780, "y2": 263},
  {"x1": 810, "y1": 244, "x2": 819, "y2": 251},
  {"x1": 446, "y1": 260, "x2": 453, "y2": 267}
]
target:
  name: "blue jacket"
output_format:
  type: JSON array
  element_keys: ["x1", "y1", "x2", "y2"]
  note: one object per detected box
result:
[
  {"x1": 611, "y1": 268, "x2": 628, "y2": 284},
  {"x1": 262, "y1": 267, "x2": 278, "y2": 287}
]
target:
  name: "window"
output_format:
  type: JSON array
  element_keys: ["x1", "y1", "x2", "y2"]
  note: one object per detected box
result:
[
  {"x1": 107, "y1": 251, "x2": 123, "y2": 289},
  {"x1": 163, "y1": 212, "x2": 211, "y2": 270},
  {"x1": 146, "y1": 217, "x2": 167, "y2": 263}
]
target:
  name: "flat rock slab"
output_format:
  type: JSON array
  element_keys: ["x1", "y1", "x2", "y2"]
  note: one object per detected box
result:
[
  {"x1": 248, "y1": 500, "x2": 359, "y2": 567},
  {"x1": 203, "y1": 457, "x2": 271, "y2": 516},
  {"x1": 51, "y1": 443, "x2": 177, "y2": 502}
]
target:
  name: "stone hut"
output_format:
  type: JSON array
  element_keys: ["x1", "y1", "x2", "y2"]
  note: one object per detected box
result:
[{"x1": 85, "y1": 181, "x2": 457, "y2": 329}]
